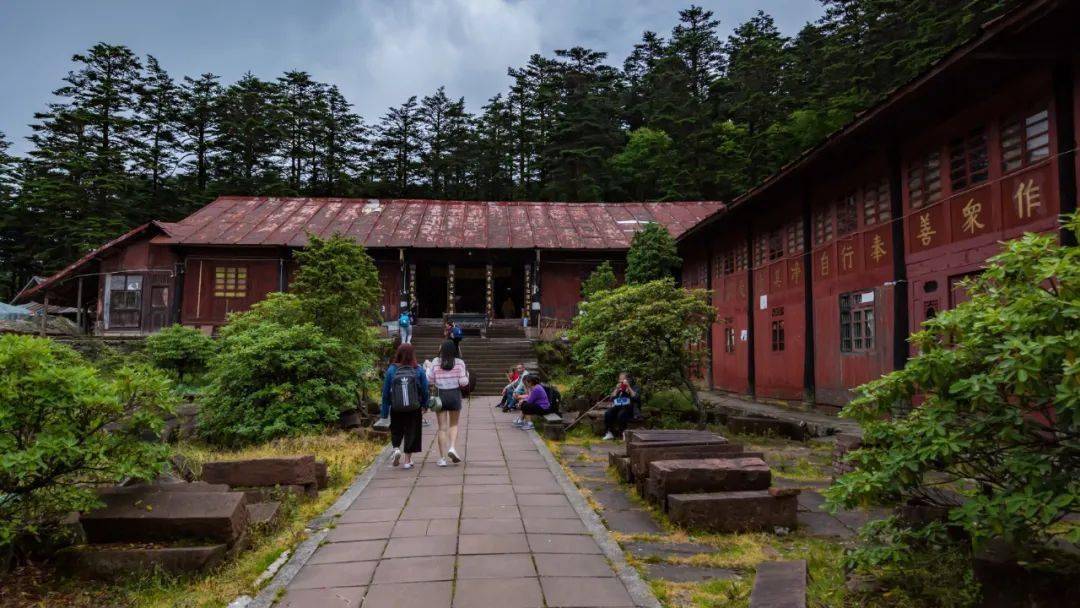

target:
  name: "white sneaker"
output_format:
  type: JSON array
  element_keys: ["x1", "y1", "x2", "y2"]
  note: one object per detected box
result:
[
  {"x1": 521, "y1": 422, "x2": 535, "y2": 431},
  {"x1": 391, "y1": 449, "x2": 402, "y2": 467},
  {"x1": 447, "y1": 447, "x2": 461, "y2": 463},
  {"x1": 602, "y1": 432, "x2": 615, "y2": 440},
  {"x1": 403, "y1": 462, "x2": 414, "y2": 470},
  {"x1": 512, "y1": 418, "x2": 524, "y2": 427},
  {"x1": 437, "y1": 457, "x2": 448, "y2": 467}
]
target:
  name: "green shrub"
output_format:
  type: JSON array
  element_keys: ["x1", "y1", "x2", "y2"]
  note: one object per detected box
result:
[
  {"x1": 625, "y1": 222, "x2": 681, "y2": 284},
  {"x1": 145, "y1": 324, "x2": 216, "y2": 382},
  {"x1": 0, "y1": 335, "x2": 174, "y2": 554},
  {"x1": 581, "y1": 260, "x2": 617, "y2": 299},
  {"x1": 198, "y1": 322, "x2": 360, "y2": 447},
  {"x1": 534, "y1": 339, "x2": 573, "y2": 380},
  {"x1": 828, "y1": 216, "x2": 1080, "y2": 565}
]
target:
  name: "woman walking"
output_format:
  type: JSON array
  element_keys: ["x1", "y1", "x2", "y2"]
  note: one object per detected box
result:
[
  {"x1": 382, "y1": 343, "x2": 428, "y2": 469},
  {"x1": 426, "y1": 340, "x2": 468, "y2": 466}
]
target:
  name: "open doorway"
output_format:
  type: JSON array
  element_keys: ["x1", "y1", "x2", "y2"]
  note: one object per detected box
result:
[
  {"x1": 492, "y1": 265, "x2": 524, "y2": 319},
  {"x1": 416, "y1": 264, "x2": 447, "y2": 318}
]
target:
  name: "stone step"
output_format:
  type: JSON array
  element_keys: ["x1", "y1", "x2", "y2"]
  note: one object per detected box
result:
[
  {"x1": 630, "y1": 443, "x2": 751, "y2": 480},
  {"x1": 56, "y1": 543, "x2": 228, "y2": 579},
  {"x1": 645, "y1": 458, "x2": 772, "y2": 508},
  {"x1": 749, "y1": 559, "x2": 807, "y2": 608},
  {"x1": 668, "y1": 489, "x2": 800, "y2": 534},
  {"x1": 201, "y1": 455, "x2": 317, "y2": 488},
  {"x1": 80, "y1": 488, "x2": 249, "y2": 545}
]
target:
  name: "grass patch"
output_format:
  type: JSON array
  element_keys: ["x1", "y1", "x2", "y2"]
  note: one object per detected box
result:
[{"x1": 1, "y1": 432, "x2": 381, "y2": 608}]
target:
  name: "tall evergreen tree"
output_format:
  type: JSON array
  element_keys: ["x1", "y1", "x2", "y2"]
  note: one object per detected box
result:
[
  {"x1": 133, "y1": 55, "x2": 180, "y2": 215},
  {"x1": 213, "y1": 73, "x2": 285, "y2": 193},
  {"x1": 418, "y1": 86, "x2": 457, "y2": 197},
  {"x1": 472, "y1": 95, "x2": 515, "y2": 200},
  {"x1": 277, "y1": 71, "x2": 322, "y2": 193},
  {"x1": 318, "y1": 85, "x2": 368, "y2": 197},
  {"x1": 178, "y1": 73, "x2": 221, "y2": 195},
  {"x1": 375, "y1": 96, "x2": 421, "y2": 195}
]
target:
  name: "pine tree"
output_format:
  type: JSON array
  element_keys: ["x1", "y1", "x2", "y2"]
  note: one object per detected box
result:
[
  {"x1": 178, "y1": 73, "x2": 221, "y2": 195},
  {"x1": 419, "y1": 86, "x2": 456, "y2": 197},
  {"x1": 213, "y1": 73, "x2": 285, "y2": 194},
  {"x1": 277, "y1": 71, "x2": 322, "y2": 193},
  {"x1": 318, "y1": 85, "x2": 367, "y2": 197},
  {"x1": 473, "y1": 95, "x2": 515, "y2": 200},
  {"x1": 133, "y1": 55, "x2": 180, "y2": 216},
  {"x1": 374, "y1": 96, "x2": 421, "y2": 196}
]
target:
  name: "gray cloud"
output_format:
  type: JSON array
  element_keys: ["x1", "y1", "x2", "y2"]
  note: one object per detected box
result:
[{"x1": 0, "y1": 0, "x2": 823, "y2": 155}]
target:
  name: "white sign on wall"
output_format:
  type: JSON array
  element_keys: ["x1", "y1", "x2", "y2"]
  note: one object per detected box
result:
[
  {"x1": 759, "y1": 294, "x2": 768, "y2": 310},
  {"x1": 740, "y1": 329, "x2": 748, "y2": 341},
  {"x1": 860, "y1": 291, "x2": 875, "y2": 304}
]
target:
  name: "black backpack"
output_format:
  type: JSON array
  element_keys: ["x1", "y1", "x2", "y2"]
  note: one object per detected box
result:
[
  {"x1": 391, "y1": 366, "x2": 421, "y2": 413},
  {"x1": 542, "y1": 383, "x2": 562, "y2": 414}
]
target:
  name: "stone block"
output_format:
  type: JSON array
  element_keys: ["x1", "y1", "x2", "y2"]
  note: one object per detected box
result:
[
  {"x1": 315, "y1": 461, "x2": 328, "y2": 490},
  {"x1": 246, "y1": 501, "x2": 282, "y2": 528},
  {"x1": 201, "y1": 455, "x2": 317, "y2": 488},
  {"x1": 727, "y1": 415, "x2": 808, "y2": 441},
  {"x1": 749, "y1": 560, "x2": 806, "y2": 608},
  {"x1": 626, "y1": 429, "x2": 727, "y2": 448},
  {"x1": 56, "y1": 543, "x2": 227, "y2": 579},
  {"x1": 630, "y1": 443, "x2": 748, "y2": 480},
  {"x1": 339, "y1": 409, "x2": 363, "y2": 429},
  {"x1": 668, "y1": 491, "x2": 799, "y2": 534},
  {"x1": 80, "y1": 489, "x2": 248, "y2": 545},
  {"x1": 609, "y1": 453, "x2": 632, "y2": 482},
  {"x1": 101, "y1": 481, "x2": 230, "y2": 495},
  {"x1": 236, "y1": 484, "x2": 317, "y2": 504},
  {"x1": 646, "y1": 458, "x2": 772, "y2": 506},
  {"x1": 831, "y1": 433, "x2": 862, "y2": 480}
]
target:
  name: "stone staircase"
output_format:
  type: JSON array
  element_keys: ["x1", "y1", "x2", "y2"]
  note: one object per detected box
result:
[{"x1": 410, "y1": 321, "x2": 537, "y2": 395}]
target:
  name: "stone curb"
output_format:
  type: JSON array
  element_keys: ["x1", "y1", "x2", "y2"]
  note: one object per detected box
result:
[
  {"x1": 528, "y1": 430, "x2": 662, "y2": 608},
  {"x1": 247, "y1": 442, "x2": 393, "y2": 608}
]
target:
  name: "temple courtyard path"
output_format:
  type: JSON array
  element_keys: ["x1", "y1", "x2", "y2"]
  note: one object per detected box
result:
[{"x1": 271, "y1": 396, "x2": 656, "y2": 608}]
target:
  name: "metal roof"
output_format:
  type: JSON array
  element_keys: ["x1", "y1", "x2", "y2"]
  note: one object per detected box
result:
[{"x1": 155, "y1": 197, "x2": 725, "y2": 250}]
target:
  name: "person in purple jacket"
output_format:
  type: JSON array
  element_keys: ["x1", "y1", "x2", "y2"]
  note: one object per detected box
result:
[{"x1": 512, "y1": 374, "x2": 549, "y2": 431}]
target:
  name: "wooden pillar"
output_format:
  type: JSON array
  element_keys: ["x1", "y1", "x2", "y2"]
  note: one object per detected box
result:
[
  {"x1": 447, "y1": 263, "x2": 456, "y2": 315},
  {"x1": 398, "y1": 248, "x2": 408, "y2": 313},
  {"x1": 408, "y1": 263, "x2": 417, "y2": 311},
  {"x1": 530, "y1": 249, "x2": 541, "y2": 327},
  {"x1": 888, "y1": 145, "x2": 910, "y2": 373},
  {"x1": 523, "y1": 263, "x2": 532, "y2": 327},
  {"x1": 484, "y1": 262, "x2": 494, "y2": 321},
  {"x1": 801, "y1": 185, "x2": 816, "y2": 404},
  {"x1": 744, "y1": 222, "x2": 755, "y2": 396},
  {"x1": 40, "y1": 293, "x2": 48, "y2": 337},
  {"x1": 76, "y1": 277, "x2": 84, "y2": 332},
  {"x1": 1054, "y1": 59, "x2": 1077, "y2": 245}
]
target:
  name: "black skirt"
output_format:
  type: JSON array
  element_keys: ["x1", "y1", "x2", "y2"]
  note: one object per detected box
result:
[{"x1": 439, "y1": 388, "x2": 463, "y2": 412}]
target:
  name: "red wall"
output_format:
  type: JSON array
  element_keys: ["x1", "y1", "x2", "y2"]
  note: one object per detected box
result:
[
  {"x1": 180, "y1": 250, "x2": 283, "y2": 327},
  {"x1": 751, "y1": 201, "x2": 806, "y2": 402},
  {"x1": 709, "y1": 227, "x2": 751, "y2": 394}
]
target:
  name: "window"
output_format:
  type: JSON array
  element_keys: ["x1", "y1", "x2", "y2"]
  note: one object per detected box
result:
[
  {"x1": 767, "y1": 229, "x2": 784, "y2": 261},
  {"x1": 108, "y1": 274, "x2": 142, "y2": 328},
  {"x1": 752, "y1": 233, "x2": 768, "y2": 267},
  {"x1": 771, "y1": 320, "x2": 785, "y2": 352},
  {"x1": 733, "y1": 246, "x2": 748, "y2": 271},
  {"x1": 724, "y1": 325, "x2": 736, "y2": 353},
  {"x1": 786, "y1": 220, "x2": 804, "y2": 254},
  {"x1": 836, "y1": 193, "x2": 858, "y2": 236},
  {"x1": 813, "y1": 203, "x2": 834, "y2": 245},
  {"x1": 214, "y1": 267, "x2": 247, "y2": 298},
  {"x1": 907, "y1": 151, "x2": 942, "y2": 210},
  {"x1": 840, "y1": 291, "x2": 875, "y2": 353},
  {"x1": 863, "y1": 177, "x2": 891, "y2": 226},
  {"x1": 723, "y1": 250, "x2": 735, "y2": 275},
  {"x1": 949, "y1": 128, "x2": 989, "y2": 191},
  {"x1": 1001, "y1": 107, "x2": 1050, "y2": 173}
]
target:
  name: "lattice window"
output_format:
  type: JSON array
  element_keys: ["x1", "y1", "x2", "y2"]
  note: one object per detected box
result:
[
  {"x1": 908, "y1": 150, "x2": 942, "y2": 210},
  {"x1": 1001, "y1": 107, "x2": 1050, "y2": 173},
  {"x1": 840, "y1": 291, "x2": 875, "y2": 353},
  {"x1": 813, "y1": 203, "x2": 834, "y2": 246},
  {"x1": 949, "y1": 127, "x2": 989, "y2": 191},
  {"x1": 767, "y1": 229, "x2": 784, "y2": 261},
  {"x1": 836, "y1": 193, "x2": 858, "y2": 236},
  {"x1": 214, "y1": 267, "x2": 247, "y2": 298},
  {"x1": 733, "y1": 246, "x2": 748, "y2": 271},
  {"x1": 108, "y1": 274, "x2": 142, "y2": 328},
  {"x1": 771, "y1": 319, "x2": 785, "y2": 352},
  {"x1": 752, "y1": 233, "x2": 769, "y2": 267},
  {"x1": 785, "y1": 219, "x2": 804, "y2": 254},
  {"x1": 724, "y1": 325, "x2": 736, "y2": 353},
  {"x1": 862, "y1": 177, "x2": 891, "y2": 226}
]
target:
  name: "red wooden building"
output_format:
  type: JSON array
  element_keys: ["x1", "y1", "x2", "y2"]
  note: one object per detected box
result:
[
  {"x1": 16, "y1": 199, "x2": 721, "y2": 335},
  {"x1": 679, "y1": 0, "x2": 1079, "y2": 409}
]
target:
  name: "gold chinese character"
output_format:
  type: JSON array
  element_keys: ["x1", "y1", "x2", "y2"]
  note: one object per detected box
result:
[
  {"x1": 870, "y1": 235, "x2": 887, "y2": 263},
  {"x1": 1014, "y1": 179, "x2": 1042, "y2": 219},
  {"x1": 961, "y1": 198, "x2": 985, "y2": 234},
  {"x1": 917, "y1": 213, "x2": 936, "y2": 246},
  {"x1": 819, "y1": 251, "x2": 830, "y2": 277},
  {"x1": 840, "y1": 244, "x2": 855, "y2": 271},
  {"x1": 790, "y1": 263, "x2": 801, "y2": 283},
  {"x1": 773, "y1": 268, "x2": 783, "y2": 287}
]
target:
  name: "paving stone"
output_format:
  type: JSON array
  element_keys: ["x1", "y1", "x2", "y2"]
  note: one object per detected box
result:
[
  {"x1": 391, "y1": 520, "x2": 431, "y2": 538},
  {"x1": 623, "y1": 540, "x2": 716, "y2": 558},
  {"x1": 363, "y1": 486, "x2": 412, "y2": 499},
  {"x1": 461, "y1": 504, "x2": 521, "y2": 519},
  {"x1": 796, "y1": 491, "x2": 827, "y2": 512},
  {"x1": 541, "y1": 576, "x2": 634, "y2": 607},
  {"x1": 339, "y1": 507, "x2": 401, "y2": 523},
  {"x1": 362, "y1": 581, "x2": 452, "y2": 608},
  {"x1": 644, "y1": 563, "x2": 740, "y2": 583},
  {"x1": 460, "y1": 518, "x2": 525, "y2": 534},
  {"x1": 590, "y1": 488, "x2": 637, "y2": 512},
  {"x1": 749, "y1": 560, "x2": 806, "y2": 608},
  {"x1": 601, "y1": 508, "x2": 664, "y2": 534},
  {"x1": 458, "y1": 533, "x2": 530, "y2": 554},
  {"x1": 464, "y1": 475, "x2": 511, "y2": 485},
  {"x1": 462, "y1": 484, "x2": 515, "y2": 495},
  {"x1": 513, "y1": 483, "x2": 563, "y2": 494},
  {"x1": 289, "y1": 561, "x2": 376, "y2": 589},
  {"x1": 308, "y1": 540, "x2": 386, "y2": 565},
  {"x1": 401, "y1": 506, "x2": 460, "y2": 520},
  {"x1": 426, "y1": 519, "x2": 459, "y2": 536},
  {"x1": 522, "y1": 517, "x2": 588, "y2": 535},
  {"x1": 349, "y1": 495, "x2": 407, "y2": 510},
  {"x1": 456, "y1": 554, "x2": 537, "y2": 579},
  {"x1": 372, "y1": 556, "x2": 455, "y2": 583},
  {"x1": 798, "y1": 511, "x2": 854, "y2": 538},
  {"x1": 516, "y1": 494, "x2": 570, "y2": 507},
  {"x1": 527, "y1": 534, "x2": 602, "y2": 554},
  {"x1": 533, "y1": 554, "x2": 615, "y2": 577},
  {"x1": 452, "y1": 577, "x2": 543, "y2": 608},
  {"x1": 462, "y1": 493, "x2": 516, "y2": 507},
  {"x1": 668, "y1": 490, "x2": 798, "y2": 533},
  {"x1": 275, "y1": 586, "x2": 365, "y2": 608},
  {"x1": 383, "y1": 535, "x2": 457, "y2": 558},
  {"x1": 326, "y1": 521, "x2": 395, "y2": 543}
]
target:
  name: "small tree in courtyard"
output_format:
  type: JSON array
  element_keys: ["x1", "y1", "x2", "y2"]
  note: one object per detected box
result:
[
  {"x1": 569, "y1": 279, "x2": 713, "y2": 420},
  {"x1": 0, "y1": 335, "x2": 174, "y2": 557},
  {"x1": 828, "y1": 217, "x2": 1080, "y2": 584},
  {"x1": 625, "y1": 222, "x2": 681, "y2": 284},
  {"x1": 145, "y1": 323, "x2": 217, "y2": 383},
  {"x1": 581, "y1": 260, "x2": 617, "y2": 300}
]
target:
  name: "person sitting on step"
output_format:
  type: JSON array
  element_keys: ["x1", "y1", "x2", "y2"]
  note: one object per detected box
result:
[
  {"x1": 602, "y1": 372, "x2": 640, "y2": 441},
  {"x1": 512, "y1": 374, "x2": 550, "y2": 431}
]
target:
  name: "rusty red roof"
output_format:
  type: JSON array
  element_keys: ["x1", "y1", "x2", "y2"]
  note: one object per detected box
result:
[{"x1": 155, "y1": 197, "x2": 725, "y2": 250}]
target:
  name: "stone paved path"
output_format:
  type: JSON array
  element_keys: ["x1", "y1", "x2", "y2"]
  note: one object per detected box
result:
[{"x1": 275, "y1": 396, "x2": 642, "y2": 608}]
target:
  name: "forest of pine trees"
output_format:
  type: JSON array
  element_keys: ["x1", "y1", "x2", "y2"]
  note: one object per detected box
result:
[{"x1": 0, "y1": 1, "x2": 1016, "y2": 300}]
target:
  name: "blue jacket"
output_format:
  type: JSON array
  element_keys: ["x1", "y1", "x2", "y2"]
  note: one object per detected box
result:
[{"x1": 381, "y1": 363, "x2": 429, "y2": 412}]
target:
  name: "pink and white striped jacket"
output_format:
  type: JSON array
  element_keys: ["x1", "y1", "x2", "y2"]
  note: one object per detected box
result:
[{"x1": 426, "y1": 358, "x2": 469, "y2": 391}]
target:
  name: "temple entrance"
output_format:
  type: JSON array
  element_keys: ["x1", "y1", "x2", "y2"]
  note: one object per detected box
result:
[{"x1": 411, "y1": 255, "x2": 528, "y2": 320}]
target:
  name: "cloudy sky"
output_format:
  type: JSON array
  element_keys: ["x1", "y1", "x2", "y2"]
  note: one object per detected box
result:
[{"x1": 0, "y1": 0, "x2": 823, "y2": 155}]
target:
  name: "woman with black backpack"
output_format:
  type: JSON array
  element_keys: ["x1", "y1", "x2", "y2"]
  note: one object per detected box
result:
[{"x1": 382, "y1": 343, "x2": 429, "y2": 469}]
